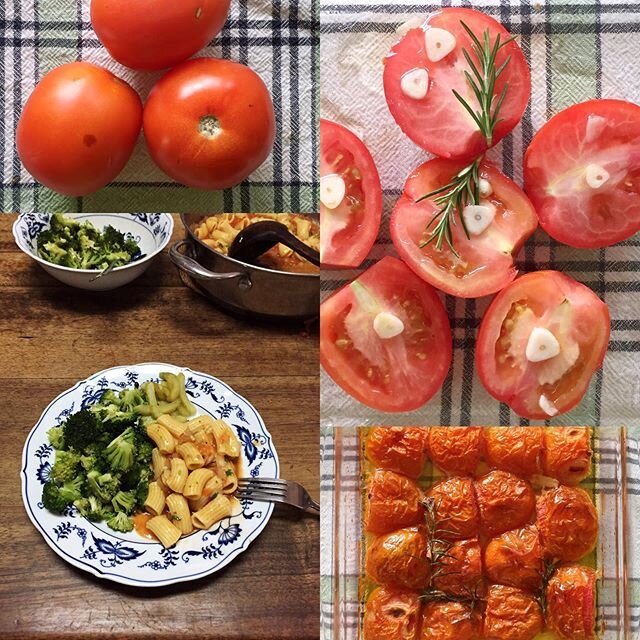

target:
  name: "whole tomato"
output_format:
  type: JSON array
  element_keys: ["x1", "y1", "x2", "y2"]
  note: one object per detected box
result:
[
  {"x1": 16, "y1": 62, "x2": 142, "y2": 197},
  {"x1": 143, "y1": 57, "x2": 275, "y2": 190},
  {"x1": 91, "y1": 0, "x2": 230, "y2": 71}
]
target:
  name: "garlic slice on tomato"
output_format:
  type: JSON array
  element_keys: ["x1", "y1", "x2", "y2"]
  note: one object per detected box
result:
[
  {"x1": 585, "y1": 164, "x2": 610, "y2": 189},
  {"x1": 424, "y1": 27, "x2": 456, "y2": 62},
  {"x1": 400, "y1": 68, "x2": 429, "y2": 100},
  {"x1": 373, "y1": 311, "x2": 405, "y2": 339},
  {"x1": 320, "y1": 173, "x2": 346, "y2": 210},
  {"x1": 462, "y1": 203, "x2": 495, "y2": 236},
  {"x1": 525, "y1": 327, "x2": 561, "y2": 362},
  {"x1": 539, "y1": 394, "x2": 559, "y2": 417}
]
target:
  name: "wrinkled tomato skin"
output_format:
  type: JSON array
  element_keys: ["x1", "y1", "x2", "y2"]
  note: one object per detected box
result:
[
  {"x1": 91, "y1": 0, "x2": 230, "y2": 71},
  {"x1": 143, "y1": 57, "x2": 275, "y2": 189},
  {"x1": 366, "y1": 526, "x2": 430, "y2": 590},
  {"x1": 426, "y1": 477, "x2": 479, "y2": 540},
  {"x1": 483, "y1": 427, "x2": 543, "y2": 477},
  {"x1": 365, "y1": 427, "x2": 429, "y2": 479},
  {"x1": 542, "y1": 427, "x2": 593, "y2": 485},
  {"x1": 546, "y1": 565, "x2": 597, "y2": 640},
  {"x1": 365, "y1": 469, "x2": 423, "y2": 535},
  {"x1": 483, "y1": 584, "x2": 544, "y2": 640},
  {"x1": 536, "y1": 486, "x2": 598, "y2": 562},
  {"x1": 420, "y1": 601, "x2": 481, "y2": 640},
  {"x1": 363, "y1": 587, "x2": 421, "y2": 640},
  {"x1": 427, "y1": 427, "x2": 483, "y2": 476},
  {"x1": 16, "y1": 62, "x2": 142, "y2": 197},
  {"x1": 484, "y1": 526, "x2": 544, "y2": 592},
  {"x1": 432, "y1": 538, "x2": 483, "y2": 597},
  {"x1": 475, "y1": 470, "x2": 535, "y2": 537}
]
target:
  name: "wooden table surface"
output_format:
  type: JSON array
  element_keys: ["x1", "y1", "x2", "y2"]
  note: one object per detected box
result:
[{"x1": 0, "y1": 214, "x2": 320, "y2": 640}]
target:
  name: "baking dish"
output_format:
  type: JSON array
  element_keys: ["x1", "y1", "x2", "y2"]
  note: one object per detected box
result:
[{"x1": 324, "y1": 427, "x2": 631, "y2": 640}]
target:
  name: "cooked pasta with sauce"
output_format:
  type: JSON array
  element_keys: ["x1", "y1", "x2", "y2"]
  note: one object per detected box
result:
[{"x1": 193, "y1": 213, "x2": 320, "y2": 274}]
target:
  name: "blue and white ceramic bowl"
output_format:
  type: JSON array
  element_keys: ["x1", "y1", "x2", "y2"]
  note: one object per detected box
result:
[
  {"x1": 12, "y1": 213, "x2": 174, "y2": 291},
  {"x1": 21, "y1": 363, "x2": 279, "y2": 587}
]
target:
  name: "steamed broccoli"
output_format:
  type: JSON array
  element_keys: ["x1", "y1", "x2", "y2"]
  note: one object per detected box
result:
[
  {"x1": 107, "y1": 511, "x2": 134, "y2": 533},
  {"x1": 58, "y1": 475, "x2": 84, "y2": 503},
  {"x1": 42, "y1": 480, "x2": 72, "y2": 514},
  {"x1": 62, "y1": 409, "x2": 102, "y2": 452},
  {"x1": 47, "y1": 426, "x2": 64, "y2": 449},
  {"x1": 50, "y1": 449, "x2": 81, "y2": 483},
  {"x1": 74, "y1": 495, "x2": 113, "y2": 522},
  {"x1": 105, "y1": 428, "x2": 136, "y2": 472},
  {"x1": 112, "y1": 490, "x2": 137, "y2": 514},
  {"x1": 86, "y1": 470, "x2": 120, "y2": 503}
]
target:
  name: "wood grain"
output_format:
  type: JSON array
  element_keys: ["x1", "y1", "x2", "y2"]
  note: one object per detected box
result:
[{"x1": 0, "y1": 214, "x2": 320, "y2": 640}]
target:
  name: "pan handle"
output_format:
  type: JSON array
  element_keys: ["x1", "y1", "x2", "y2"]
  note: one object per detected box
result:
[{"x1": 169, "y1": 240, "x2": 252, "y2": 290}]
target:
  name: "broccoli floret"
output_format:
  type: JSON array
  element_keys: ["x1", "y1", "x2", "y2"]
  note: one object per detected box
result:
[
  {"x1": 74, "y1": 495, "x2": 113, "y2": 522},
  {"x1": 62, "y1": 409, "x2": 102, "y2": 452},
  {"x1": 50, "y1": 449, "x2": 81, "y2": 483},
  {"x1": 112, "y1": 490, "x2": 137, "y2": 514},
  {"x1": 98, "y1": 389, "x2": 121, "y2": 406},
  {"x1": 136, "y1": 437, "x2": 154, "y2": 462},
  {"x1": 105, "y1": 428, "x2": 136, "y2": 472},
  {"x1": 119, "y1": 388, "x2": 146, "y2": 413},
  {"x1": 49, "y1": 213, "x2": 80, "y2": 232},
  {"x1": 58, "y1": 475, "x2": 84, "y2": 503},
  {"x1": 107, "y1": 511, "x2": 134, "y2": 533},
  {"x1": 47, "y1": 426, "x2": 64, "y2": 449},
  {"x1": 135, "y1": 474, "x2": 150, "y2": 506},
  {"x1": 86, "y1": 470, "x2": 121, "y2": 502},
  {"x1": 79, "y1": 452, "x2": 98, "y2": 472},
  {"x1": 42, "y1": 480, "x2": 72, "y2": 514}
]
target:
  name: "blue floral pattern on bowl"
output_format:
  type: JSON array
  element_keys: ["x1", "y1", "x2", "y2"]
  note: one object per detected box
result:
[{"x1": 21, "y1": 363, "x2": 279, "y2": 587}]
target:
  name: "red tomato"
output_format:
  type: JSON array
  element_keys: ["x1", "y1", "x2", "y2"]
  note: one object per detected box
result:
[
  {"x1": 483, "y1": 585, "x2": 543, "y2": 640},
  {"x1": 483, "y1": 427, "x2": 543, "y2": 477},
  {"x1": 536, "y1": 486, "x2": 598, "y2": 562},
  {"x1": 320, "y1": 120, "x2": 382, "y2": 268},
  {"x1": 426, "y1": 477, "x2": 479, "y2": 540},
  {"x1": 16, "y1": 62, "x2": 142, "y2": 197},
  {"x1": 427, "y1": 427, "x2": 483, "y2": 476},
  {"x1": 383, "y1": 8, "x2": 530, "y2": 159},
  {"x1": 365, "y1": 470, "x2": 423, "y2": 535},
  {"x1": 391, "y1": 159, "x2": 537, "y2": 298},
  {"x1": 420, "y1": 601, "x2": 481, "y2": 640},
  {"x1": 91, "y1": 0, "x2": 230, "y2": 71},
  {"x1": 432, "y1": 538, "x2": 483, "y2": 597},
  {"x1": 524, "y1": 99, "x2": 640, "y2": 248},
  {"x1": 474, "y1": 470, "x2": 535, "y2": 536},
  {"x1": 363, "y1": 587, "x2": 421, "y2": 640},
  {"x1": 143, "y1": 58, "x2": 275, "y2": 189},
  {"x1": 546, "y1": 565, "x2": 596, "y2": 640},
  {"x1": 475, "y1": 271, "x2": 610, "y2": 419},
  {"x1": 542, "y1": 427, "x2": 593, "y2": 485},
  {"x1": 320, "y1": 256, "x2": 452, "y2": 412},
  {"x1": 365, "y1": 427, "x2": 429, "y2": 479}
]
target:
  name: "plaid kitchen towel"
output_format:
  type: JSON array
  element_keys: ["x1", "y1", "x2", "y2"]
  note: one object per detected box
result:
[
  {"x1": 0, "y1": 0, "x2": 318, "y2": 213},
  {"x1": 320, "y1": 426, "x2": 640, "y2": 640},
  {"x1": 320, "y1": 0, "x2": 640, "y2": 429}
]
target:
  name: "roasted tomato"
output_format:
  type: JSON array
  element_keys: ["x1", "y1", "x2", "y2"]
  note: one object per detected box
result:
[
  {"x1": 365, "y1": 470, "x2": 424, "y2": 535},
  {"x1": 483, "y1": 585, "x2": 544, "y2": 640},
  {"x1": 432, "y1": 538, "x2": 483, "y2": 597},
  {"x1": 391, "y1": 159, "x2": 537, "y2": 298},
  {"x1": 546, "y1": 565, "x2": 597, "y2": 640},
  {"x1": 426, "y1": 477, "x2": 479, "y2": 540},
  {"x1": 483, "y1": 427, "x2": 543, "y2": 477},
  {"x1": 524, "y1": 99, "x2": 640, "y2": 248},
  {"x1": 366, "y1": 527, "x2": 430, "y2": 590},
  {"x1": 542, "y1": 427, "x2": 593, "y2": 484},
  {"x1": 475, "y1": 271, "x2": 610, "y2": 419},
  {"x1": 383, "y1": 8, "x2": 530, "y2": 159},
  {"x1": 474, "y1": 470, "x2": 535, "y2": 536},
  {"x1": 484, "y1": 526, "x2": 543, "y2": 592},
  {"x1": 320, "y1": 256, "x2": 452, "y2": 412},
  {"x1": 365, "y1": 427, "x2": 429, "y2": 479},
  {"x1": 420, "y1": 601, "x2": 481, "y2": 640},
  {"x1": 536, "y1": 486, "x2": 598, "y2": 562},
  {"x1": 363, "y1": 587, "x2": 421, "y2": 640},
  {"x1": 427, "y1": 427, "x2": 482, "y2": 476},
  {"x1": 320, "y1": 119, "x2": 382, "y2": 268}
]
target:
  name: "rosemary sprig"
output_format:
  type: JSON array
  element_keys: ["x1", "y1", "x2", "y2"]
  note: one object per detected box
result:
[{"x1": 538, "y1": 558, "x2": 559, "y2": 616}]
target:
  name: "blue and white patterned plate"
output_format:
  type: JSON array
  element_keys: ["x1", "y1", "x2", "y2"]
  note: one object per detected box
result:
[{"x1": 21, "y1": 363, "x2": 279, "y2": 587}]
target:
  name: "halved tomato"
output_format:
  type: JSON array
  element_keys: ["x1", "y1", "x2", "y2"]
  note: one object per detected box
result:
[
  {"x1": 546, "y1": 565, "x2": 596, "y2": 640},
  {"x1": 431, "y1": 538, "x2": 483, "y2": 597},
  {"x1": 524, "y1": 99, "x2": 640, "y2": 248},
  {"x1": 475, "y1": 271, "x2": 610, "y2": 419},
  {"x1": 426, "y1": 477, "x2": 479, "y2": 540},
  {"x1": 420, "y1": 601, "x2": 481, "y2": 640},
  {"x1": 427, "y1": 427, "x2": 483, "y2": 476},
  {"x1": 320, "y1": 119, "x2": 382, "y2": 268},
  {"x1": 365, "y1": 427, "x2": 429, "y2": 479},
  {"x1": 391, "y1": 158, "x2": 537, "y2": 297},
  {"x1": 542, "y1": 427, "x2": 592, "y2": 484},
  {"x1": 383, "y1": 8, "x2": 530, "y2": 159},
  {"x1": 483, "y1": 585, "x2": 543, "y2": 640},
  {"x1": 483, "y1": 426, "x2": 543, "y2": 477},
  {"x1": 363, "y1": 587, "x2": 421, "y2": 640},
  {"x1": 320, "y1": 256, "x2": 452, "y2": 412}
]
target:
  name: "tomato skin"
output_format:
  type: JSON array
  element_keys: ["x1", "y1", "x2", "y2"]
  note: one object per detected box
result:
[
  {"x1": 91, "y1": 0, "x2": 230, "y2": 71},
  {"x1": 363, "y1": 587, "x2": 421, "y2": 640},
  {"x1": 383, "y1": 8, "x2": 530, "y2": 159},
  {"x1": 426, "y1": 477, "x2": 479, "y2": 540},
  {"x1": 143, "y1": 58, "x2": 275, "y2": 190},
  {"x1": 546, "y1": 565, "x2": 596, "y2": 640},
  {"x1": 320, "y1": 256, "x2": 452, "y2": 413},
  {"x1": 16, "y1": 62, "x2": 142, "y2": 197},
  {"x1": 542, "y1": 427, "x2": 592, "y2": 485},
  {"x1": 391, "y1": 159, "x2": 538, "y2": 298},
  {"x1": 432, "y1": 538, "x2": 483, "y2": 597},
  {"x1": 475, "y1": 271, "x2": 610, "y2": 419},
  {"x1": 365, "y1": 427, "x2": 429, "y2": 479},
  {"x1": 483, "y1": 427, "x2": 543, "y2": 477},
  {"x1": 483, "y1": 584, "x2": 544, "y2": 640},
  {"x1": 427, "y1": 427, "x2": 483, "y2": 476},
  {"x1": 320, "y1": 119, "x2": 382, "y2": 268},
  {"x1": 365, "y1": 470, "x2": 423, "y2": 535},
  {"x1": 420, "y1": 601, "x2": 481, "y2": 640},
  {"x1": 524, "y1": 99, "x2": 640, "y2": 248}
]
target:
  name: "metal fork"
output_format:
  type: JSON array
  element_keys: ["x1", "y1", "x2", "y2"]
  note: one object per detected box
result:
[{"x1": 236, "y1": 478, "x2": 320, "y2": 515}]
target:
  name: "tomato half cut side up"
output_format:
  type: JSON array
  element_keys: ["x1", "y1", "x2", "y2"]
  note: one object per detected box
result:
[
  {"x1": 320, "y1": 119, "x2": 382, "y2": 268},
  {"x1": 391, "y1": 158, "x2": 537, "y2": 298},
  {"x1": 383, "y1": 8, "x2": 531, "y2": 159},
  {"x1": 475, "y1": 271, "x2": 610, "y2": 419},
  {"x1": 524, "y1": 99, "x2": 640, "y2": 248},
  {"x1": 320, "y1": 256, "x2": 452, "y2": 412}
]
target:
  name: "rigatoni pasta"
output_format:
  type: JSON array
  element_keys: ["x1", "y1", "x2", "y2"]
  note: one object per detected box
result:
[
  {"x1": 192, "y1": 494, "x2": 233, "y2": 530},
  {"x1": 147, "y1": 515, "x2": 182, "y2": 548}
]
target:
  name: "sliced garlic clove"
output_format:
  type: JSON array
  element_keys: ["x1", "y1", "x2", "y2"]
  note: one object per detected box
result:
[
  {"x1": 373, "y1": 311, "x2": 405, "y2": 339},
  {"x1": 585, "y1": 114, "x2": 607, "y2": 143},
  {"x1": 425, "y1": 27, "x2": 457, "y2": 62},
  {"x1": 525, "y1": 327, "x2": 561, "y2": 362},
  {"x1": 462, "y1": 203, "x2": 495, "y2": 236},
  {"x1": 478, "y1": 177, "x2": 493, "y2": 197},
  {"x1": 539, "y1": 394, "x2": 559, "y2": 417},
  {"x1": 585, "y1": 164, "x2": 610, "y2": 189},
  {"x1": 320, "y1": 173, "x2": 346, "y2": 210},
  {"x1": 400, "y1": 68, "x2": 429, "y2": 100}
]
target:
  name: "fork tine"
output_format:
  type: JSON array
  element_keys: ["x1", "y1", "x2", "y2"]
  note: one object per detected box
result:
[
  {"x1": 236, "y1": 491, "x2": 288, "y2": 505},
  {"x1": 237, "y1": 477, "x2": 287, "y2": 487},
  {"x1": 236, "y1": 486, "x2": 287, "y2": 498}
]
